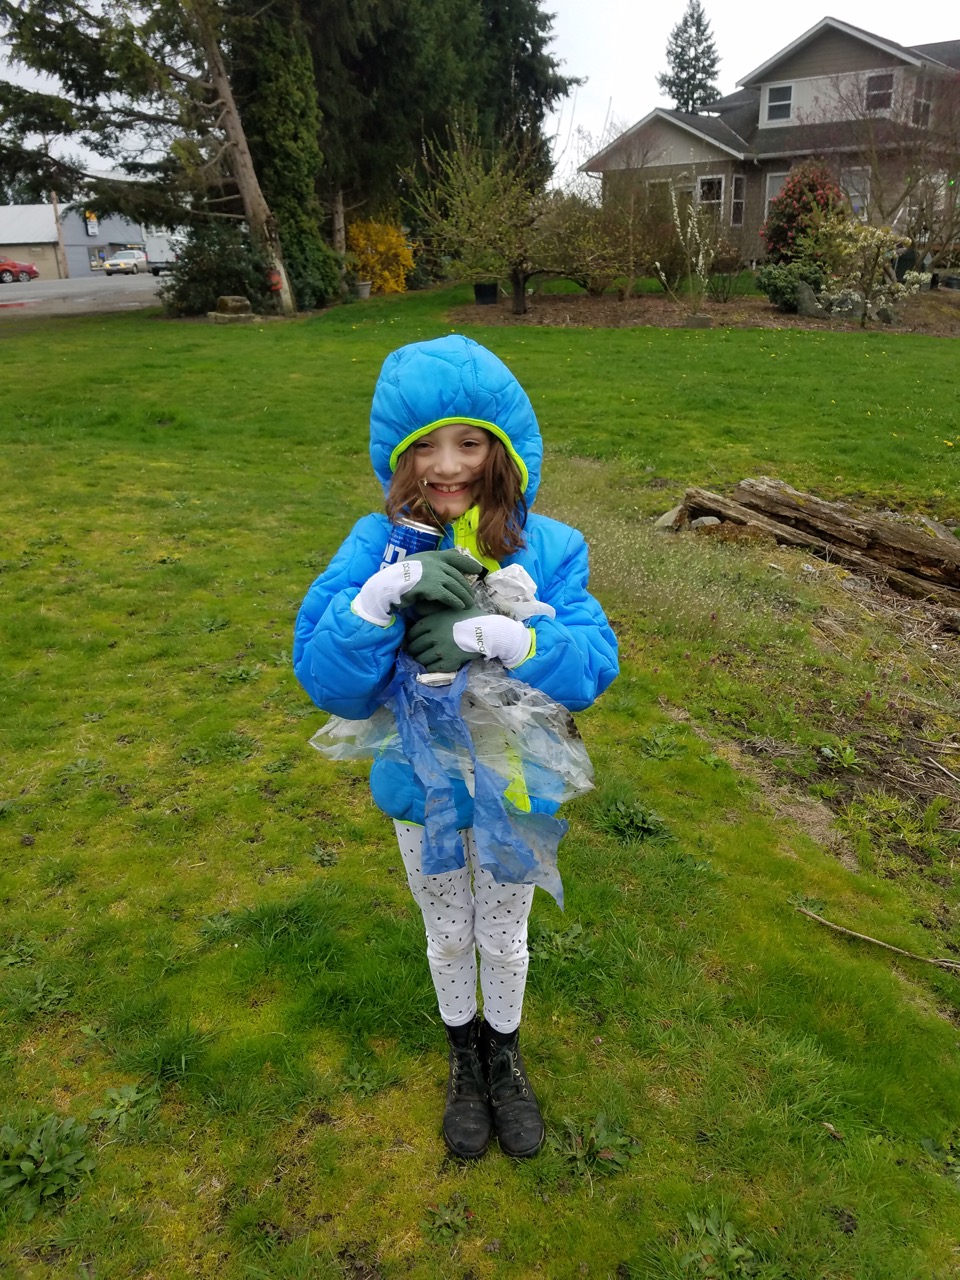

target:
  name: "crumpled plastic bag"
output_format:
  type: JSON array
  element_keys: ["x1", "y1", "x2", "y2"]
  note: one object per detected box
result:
[{"x1": 310, "y1": 652, "x2": 593, "y2": 907}]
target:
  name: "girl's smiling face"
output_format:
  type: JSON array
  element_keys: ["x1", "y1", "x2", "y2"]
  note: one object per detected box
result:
[{"x1": 409, "y1": 423, "x2": 492, "y2": 522}]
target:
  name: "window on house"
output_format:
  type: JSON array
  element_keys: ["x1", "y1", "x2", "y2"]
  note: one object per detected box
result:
[
  {"x1": 731, "y1": 175, "x2": 745, "y2": 226},
  {"x1": 765, "y1": 171, "x2": 788, "y2": 214},
  {"x1": 913, "y1": 75, "x2": 933, "y2": 127},
  {"x1": 841, "y1": 168, "x2": 872, "y2": 219},
  {"x1": 866, "y1": 72, "x2": 894, "y2": 111},
  {"x1": 767, "y1": 85, "x2": 792, "y2": 122},
  {"x1": 698, "y1": 176, "x2": 723, "y2": 206}
]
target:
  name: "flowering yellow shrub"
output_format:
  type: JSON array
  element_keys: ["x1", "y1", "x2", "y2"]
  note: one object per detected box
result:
[{"x1": 346, "y1": 220, "x2": 414, "y2": 294}]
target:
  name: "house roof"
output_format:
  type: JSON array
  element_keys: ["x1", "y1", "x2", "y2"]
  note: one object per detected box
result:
[
  {"x1": 749, "y1": 117, "x2": 925, "y2": 160},
  {"x1": 0, "y1": 203, "x2": 57, "y2": 244},
  {"x1": 738, "y1": 16, "x2": 926, "y2": 87},
  {"x1": 583, "y1": 15, "x2": 960, "y2": 178},
  {"x1": 579, "y1": 108, "x2": 748, "y2": 173},
  {"x1": 912, "y1": 40, "x2": 960, "y2": 71}
]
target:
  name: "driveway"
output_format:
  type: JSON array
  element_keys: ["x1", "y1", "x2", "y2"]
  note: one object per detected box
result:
[{"x1": 0, "y1": 271, "x2": 163, "y2": 319}]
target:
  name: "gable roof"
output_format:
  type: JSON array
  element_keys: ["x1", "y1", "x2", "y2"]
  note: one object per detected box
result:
[
  {"x1": 737, "y1": 16, "x2": 926, "y2": 87},
  {"x1": 580, "y1": 108, "x2": 748, "y2": 173}
]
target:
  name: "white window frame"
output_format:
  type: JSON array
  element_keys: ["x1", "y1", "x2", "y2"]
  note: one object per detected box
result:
[
  {"x1": 865, "y1": 71, "x2": 894, "y2": 112},
  {"x1": 841, "y1": 166, "x2": 872, "y2": 220},
  {"x1": 766, "y1": 83, "x2": 793, "y2": 123},
  {"x1": 765, "y1": 171, "x2": 789, "y2": 214},
  {"x1": 697, "y1": 175, "x2": 723, "y2": 208},
  {"x1": 913, "y1": 74, "x2": 933, "y2": 127},
  {"x1": 731, "y1": 175, "x2": 745, "y2": 227}
]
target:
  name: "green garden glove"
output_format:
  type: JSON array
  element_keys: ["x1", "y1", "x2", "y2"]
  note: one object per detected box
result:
[
  {"x1": 404, "y1": 607, "x2": 533, "y2": 673},
  {"x1": 403, "y1": 550, "x2": 483, "y2": 613},
  {"x1": 352, "y1": 548, "x2": 482, "y2": 626},
  {"x1": 404, "y1": 607, "x2": 487, "y2": 672}
]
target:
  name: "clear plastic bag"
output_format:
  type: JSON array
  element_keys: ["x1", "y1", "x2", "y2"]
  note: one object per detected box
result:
[{"x1": 310, "y1": 653, "x2": 593, "y2": 906}]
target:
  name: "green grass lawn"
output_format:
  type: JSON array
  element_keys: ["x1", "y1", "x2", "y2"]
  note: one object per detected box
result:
[{"x1": 1, "y1": 286, "x2": 959, "y2": 1278}]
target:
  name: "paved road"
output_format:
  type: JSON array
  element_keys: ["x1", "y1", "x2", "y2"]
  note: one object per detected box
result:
[{"x1": 0, "y1": 271, "x2": 163, "y2": 318}]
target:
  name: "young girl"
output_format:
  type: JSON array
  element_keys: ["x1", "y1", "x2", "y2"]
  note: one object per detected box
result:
[{"x1": 293, "y1": 334, "x2": 618, "y2": 1160}]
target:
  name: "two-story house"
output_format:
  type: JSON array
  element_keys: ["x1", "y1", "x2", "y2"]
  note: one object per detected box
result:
[{"x1": 580, "y1": 16, "x2": 960, "y2": 263}]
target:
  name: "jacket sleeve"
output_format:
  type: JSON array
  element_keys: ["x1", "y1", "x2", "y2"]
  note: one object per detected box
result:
[
  {"x1": 292, "y1": 516, "x2": 404, "y2": 719},
  {"x1": 512, "y1": 523, "x2": 618, "y2": 712}
]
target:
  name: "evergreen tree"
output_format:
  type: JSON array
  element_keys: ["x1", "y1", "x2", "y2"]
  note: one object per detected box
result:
[
  {"x1": 0, "y1": 0, "x2": 298, "y2": 312},
  {"x1": 656, "y1": 0, "x2": 720, "y2": 114},
  {"x1": 230, "y1": 0, "x2": 341, "y2": 308}
]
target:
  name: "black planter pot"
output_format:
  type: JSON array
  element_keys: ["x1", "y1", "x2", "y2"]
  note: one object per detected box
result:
[{"x1": 473, "y1": 281, "x2": 498, "y2": 305}]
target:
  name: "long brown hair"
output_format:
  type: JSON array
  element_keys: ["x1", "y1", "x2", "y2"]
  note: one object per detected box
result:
[{"x1": 385, "y1": 433, "x2": 527, "y2": 562}]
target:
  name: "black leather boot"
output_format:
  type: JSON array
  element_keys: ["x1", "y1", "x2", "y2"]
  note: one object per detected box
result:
[
  {"x1": 442, "y1": 1018, "x2": 492, "y2": 1160},
  {"x1": 480, "y1": 1021, "x2": 545, "y2": 1158}
]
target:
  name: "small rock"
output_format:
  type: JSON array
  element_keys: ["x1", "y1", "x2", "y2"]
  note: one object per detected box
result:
[
  {"x1": 841, "y1": 574, "x2": 873, "y2": 593},
  {"x1": 654, "y1": 504, "x2": 684, "y2": 531},
  {"x1": 690, "y1": 515, "x2": 721, "y2": 530},
  {"x1": 875, "y1": 305, "x2": 896, "y2": 326},
  {"x1": 216, "y1": 295, "x2": 253, "y2": 314}
]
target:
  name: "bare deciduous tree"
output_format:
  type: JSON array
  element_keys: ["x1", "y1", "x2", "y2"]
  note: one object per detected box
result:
[{"x1": 800, "y1": 65, "x2": 960, "y2": 266}]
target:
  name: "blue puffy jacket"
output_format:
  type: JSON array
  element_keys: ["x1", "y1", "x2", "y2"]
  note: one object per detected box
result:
[{"x1": 293, "y1": 335, "x2": 619, "y2": 828}]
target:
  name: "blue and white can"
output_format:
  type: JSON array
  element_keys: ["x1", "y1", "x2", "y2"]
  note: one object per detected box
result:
[{"x1": 380, "y1": 517, "x2": 443, "y2": 570}]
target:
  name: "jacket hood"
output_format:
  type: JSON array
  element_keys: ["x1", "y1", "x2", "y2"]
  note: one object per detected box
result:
[{"x1": 369, "y1": 335, "x2": 542, "y2": 506}]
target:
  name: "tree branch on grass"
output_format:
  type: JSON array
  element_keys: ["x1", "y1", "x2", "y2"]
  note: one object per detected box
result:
[{"x1": 795, "y1": 907, "x2": 960, "y2": 973}]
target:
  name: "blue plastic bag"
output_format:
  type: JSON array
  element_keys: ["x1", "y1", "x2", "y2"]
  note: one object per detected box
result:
[{"x1": 310, "y1": 653, "x2": 594, "y2": 907}]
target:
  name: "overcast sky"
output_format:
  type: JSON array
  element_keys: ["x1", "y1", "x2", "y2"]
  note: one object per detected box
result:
[{"x1": 545, "y1": 1, "x2": 960, "y2": 175}]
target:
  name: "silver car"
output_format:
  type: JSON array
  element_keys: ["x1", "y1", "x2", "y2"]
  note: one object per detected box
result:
[{"x1": 103, "y1": 251, "x2": 147, "y2": 275}]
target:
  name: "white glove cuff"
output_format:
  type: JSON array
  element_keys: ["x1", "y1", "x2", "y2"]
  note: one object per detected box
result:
[
  {"x1": 352, "y1": 559, "x2": 423, "y2": 627},
  {"x1": 452, "y1": 615, "x2": 532, "y2": 668}
]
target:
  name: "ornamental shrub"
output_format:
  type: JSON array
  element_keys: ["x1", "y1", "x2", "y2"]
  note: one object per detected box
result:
[
  {"x1": 755, "y1": 260, "x2": 825, "y2": 311},
  {"x1": 346, "y1": 220, "x2": 415, "y2": 294},
  {"x1": 761, "y1": 161, "x2": 845, "y2": 262},
  {"x1": 281, "y1": 230, "x2": 342, "y2": 311},
  {"x1": 159, "y1": 223, "x2": 273, "y2": 316}
]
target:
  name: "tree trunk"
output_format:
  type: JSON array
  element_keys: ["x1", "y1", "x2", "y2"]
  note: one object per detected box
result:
[
  {"x1": 510, "y1": 267, "x2": 528, "y2": 315},
  {"x1": 331, "y1": 189, "x2": 346, "y2": 255},
  {"x1": 188, "y1": 0, "x2": 297, "y2": 317}
]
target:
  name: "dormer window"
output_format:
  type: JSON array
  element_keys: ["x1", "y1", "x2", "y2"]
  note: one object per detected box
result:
[
  {"x1": 866, "y1": 73, "x2": 894, "y2": 111},
  {"x1": 767, "y1": 85, "x2": 792, "y2": 122}
]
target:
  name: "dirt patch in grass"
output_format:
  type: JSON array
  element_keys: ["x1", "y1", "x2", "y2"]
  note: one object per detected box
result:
[{"x1": 451, "y1": 284, "x2": 960, "y2": 335}]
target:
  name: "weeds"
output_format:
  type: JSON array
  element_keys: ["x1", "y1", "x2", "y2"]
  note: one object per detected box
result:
[
  {"x1": 591, "y1": 797, "x2": 672, "y2": 846},
  {"x1": 921, "y1": 1136, "x2": 960, "y2": 1186},
  {"x1": 5, "y1": 971, "x2": 71, "y2": 1019},
  {"x1": 546, "y1": 1115, "x2": 641, "y2": 1184},
  {"x1": 529, "y1": 921, "x2": 594, "y2": 961},
  {"x1": 0, "y1": 937, "x2": 36, "y2": 968},
  {"x1": 89, "y1": 1082, "x2": 161, "y2": 1135},
  {"x1": 421, "y1": 1196, "x2": 474, "y2": 1244},
  {"x1": 678, "y1": 1208, "x2": 762, "y2": 1278},
  {"x1": 0, "y1": 1114, "x2": 96, "y2": 1221}
]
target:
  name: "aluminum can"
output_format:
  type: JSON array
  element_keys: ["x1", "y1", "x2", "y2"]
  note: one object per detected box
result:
[{"x1": 380, "y1": 517, "x2": 442, "y2": 570}]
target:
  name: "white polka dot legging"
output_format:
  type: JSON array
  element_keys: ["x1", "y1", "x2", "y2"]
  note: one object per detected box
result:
[{"x1": 394, "y1": 821, "x2": 535, "y2": 1034}]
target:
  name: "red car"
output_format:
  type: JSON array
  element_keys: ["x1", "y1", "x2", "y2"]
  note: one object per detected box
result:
[{"x1": 0, "y1": 259, "x2": 39, "y2": 283}]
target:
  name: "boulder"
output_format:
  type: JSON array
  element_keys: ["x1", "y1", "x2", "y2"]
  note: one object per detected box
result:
[{"x1": 795, "y1": 281, "x2": 825, "y2": 318}]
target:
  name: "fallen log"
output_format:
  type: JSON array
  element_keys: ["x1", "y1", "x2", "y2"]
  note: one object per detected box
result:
[
  {"x1": 681, "y1": 486, "x2": 960, "y2": 607},
  {"x1": 731, "y1": 478, "x2": 960, "y2": 590}
]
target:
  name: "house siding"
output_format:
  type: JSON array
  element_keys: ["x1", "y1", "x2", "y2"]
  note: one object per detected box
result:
[
  {"x1": 593, "y1": 117, "x2": 737, "y2": 171},
  {"x1": 751, "y1": 29, "x2": 905, "y2": 83}
]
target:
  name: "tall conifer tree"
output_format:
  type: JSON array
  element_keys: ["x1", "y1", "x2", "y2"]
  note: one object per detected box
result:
[{"x1": 656, "y1": 0, "x2": 720, "y2": 114}]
